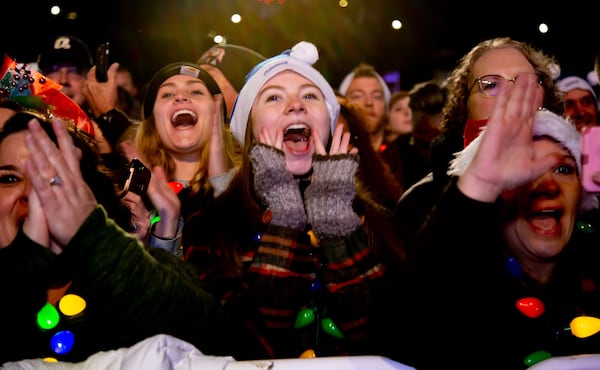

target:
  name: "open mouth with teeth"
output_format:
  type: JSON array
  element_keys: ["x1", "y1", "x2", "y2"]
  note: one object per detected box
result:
[
  {"x1": 171, "y1": 110, "x2": 198, "y2": 127},
  {"x1": 527, "y1": 208, "x2": 563, "y2": 234},
  {"x1": 284, "y1": 125, "x2": 311, "y2": 152}
]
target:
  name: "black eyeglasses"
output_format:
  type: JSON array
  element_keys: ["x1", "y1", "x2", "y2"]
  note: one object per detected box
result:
[{"x1": 469, "y1": 73, "x2": 544, "y2": 97}]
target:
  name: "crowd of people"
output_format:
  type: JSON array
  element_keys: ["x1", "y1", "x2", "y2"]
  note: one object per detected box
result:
[{"x1": 1, "y1": 31, "x2": 600, "y2": 370}]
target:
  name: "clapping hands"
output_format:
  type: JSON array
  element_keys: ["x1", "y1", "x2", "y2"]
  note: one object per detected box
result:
[{"x1": 24, "y1": 117, "x2": 97, "y2": 248}]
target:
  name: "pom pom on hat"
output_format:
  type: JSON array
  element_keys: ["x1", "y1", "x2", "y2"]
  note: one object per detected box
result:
[
  {"x1": 229, "y1": 41, "x2": 340, "y2": 145},
  {"x1": 290, "y1": 41, "x2": 319, "y2": 65},
  {"x1": 448, "y1": 109, "x2": 598, "y2": 212}
]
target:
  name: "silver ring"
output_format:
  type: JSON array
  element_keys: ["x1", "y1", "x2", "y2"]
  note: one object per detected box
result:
[
  {"x1": 132, "y1": 222, "x2": 140, "y2": 232},
  {"x1": 49, "y1": 175, "x2": 62, "y2": 186}
]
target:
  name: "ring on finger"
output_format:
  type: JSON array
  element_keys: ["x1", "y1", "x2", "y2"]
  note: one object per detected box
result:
[{"x1": 49, "y1": 175, "x2": 62, "y2": 186}]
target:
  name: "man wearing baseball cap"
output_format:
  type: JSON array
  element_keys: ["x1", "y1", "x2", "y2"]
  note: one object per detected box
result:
[
  {"x1": 37, "y1": 35, "x2": 94, "y2": 107},
  {"x1": 556, "y1": 75, "x2": 599, "y2": 132},
  {"x1": 37, "y1": 35, "x2": 135, "y2": 156}
]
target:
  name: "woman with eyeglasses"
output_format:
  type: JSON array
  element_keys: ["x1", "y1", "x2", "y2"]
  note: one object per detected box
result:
[
  {"x1": 394, "y1": 37, "x2": 563, "y2": 246},
  {"x1": 388, "y1": 62, "x2": 600, "y2": 370}
]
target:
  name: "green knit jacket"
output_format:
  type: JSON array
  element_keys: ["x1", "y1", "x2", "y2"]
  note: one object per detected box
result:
[{"x1": 0, "y1": 206, "x2": 237, "y2": 364}]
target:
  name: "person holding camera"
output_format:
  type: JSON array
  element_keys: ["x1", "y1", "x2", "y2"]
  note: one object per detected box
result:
[
  {"x1": 117, "y1": 62, "x2": 238, "y2": 255},
  {"x1": 38, "y1": 35, "x2": 135, "y2": 153}
]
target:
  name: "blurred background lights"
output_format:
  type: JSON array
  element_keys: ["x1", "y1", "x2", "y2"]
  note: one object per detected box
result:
[
  {"x1": 213, "y1": 34, "x2": 225, "y2": 44},
  {"x1": 5, "y1": 0, "x2": 595, "y2": 101}
]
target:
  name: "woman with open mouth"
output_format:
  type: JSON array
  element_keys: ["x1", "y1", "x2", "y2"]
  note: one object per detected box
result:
[{"x1": 182, "y1": 41, "x2": 407, "y2": 360}]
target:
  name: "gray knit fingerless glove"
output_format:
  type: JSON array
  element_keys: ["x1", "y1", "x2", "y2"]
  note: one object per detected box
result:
[
  {"x1": 304, "y1": 153, "x2": 361, "y2": 239},
  {"x1": 250, "y1": 144, "x2": 307, "y2": 230}
]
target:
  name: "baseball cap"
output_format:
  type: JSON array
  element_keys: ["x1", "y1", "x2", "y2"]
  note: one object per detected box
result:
[
  {"x1": 37, "y1": 35, "x2": 93, "y2": 75},
  {"x1": 142, "y1": 62, "x2": 224, "y2": 120},
  {"x1": 556, "y1": 75, "x2": 599, "y2": 108}
]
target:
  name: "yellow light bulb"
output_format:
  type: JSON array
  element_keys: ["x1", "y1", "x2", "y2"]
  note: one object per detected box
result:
[
  {"x1": 58, "y1": 294, "x2": 86, "y2": 316},
  {"x1": 570, "y1": 316, "x2": 600, "y2": 338},
  {"x1": 300, "y1": 349, "x2": 316, "y2": 358}
]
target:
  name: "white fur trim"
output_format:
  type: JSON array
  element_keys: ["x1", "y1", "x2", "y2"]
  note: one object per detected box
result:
[{"x1": 448, "y1": 109, "x2": 598, "y2": 211}]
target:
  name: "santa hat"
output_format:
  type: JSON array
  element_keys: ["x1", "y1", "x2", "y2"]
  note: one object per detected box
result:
[
  {"x1": 448, "y1": 109, "x2": 598, "y2": 212},
  {"x1": 229, "y1": 41, "x2": 339, "y2": 145}
]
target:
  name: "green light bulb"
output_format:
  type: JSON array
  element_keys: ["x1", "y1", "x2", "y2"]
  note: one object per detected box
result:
[
  {"x1": 294, "y1": 307, "x2": 315, "y2": 328},
  {"x1": 36, "y1": 303, "x2": 60, "y2": 330}
]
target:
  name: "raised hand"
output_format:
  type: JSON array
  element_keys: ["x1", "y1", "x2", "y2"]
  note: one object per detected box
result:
[
  {"x1": 249, "y1": 143, "x2": 307, "y2": 230},
  {"x1": 84, "y1": 62, "x2": 121, "y2": 154},
  {"x1": 458, "y1": 73, "x2": 556, "y2": 202},
  {"x1": 119, "y1": 140, "x2": 181, "y2": 239},
  {"x1": 121, "y1": 191, "x2": 151, "y2": 241},
  {"x1": 25, "y1": 118, "x2": 97, "y2": 247},
  {"x1": 84, "y1": 62, "x2": 120, "y2": 118},
  {"x1": 305, "y1": 123, "x2": 360, "y2": 240},
  {"x1": 22, "y1": 181, "x2": 52, "y2": 251},
  {"x1": 313, "y1": 123, "x2": 358, "y2": 156},
  {"x1": 207, "y1": 94, "x2": 231, "y2": 178}
]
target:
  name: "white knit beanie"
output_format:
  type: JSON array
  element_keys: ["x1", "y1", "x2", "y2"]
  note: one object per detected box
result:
[
  {"x1": 229, "y1": 41, "x2": 340, "y2": 145},
  {"x1": 448, "y1": 109, "x2": 598, "y2": 212}
]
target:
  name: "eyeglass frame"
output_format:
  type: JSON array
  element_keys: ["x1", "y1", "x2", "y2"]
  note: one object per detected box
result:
[{"x1": 468, "y1": 73, "x2": 544, "y2": 97}]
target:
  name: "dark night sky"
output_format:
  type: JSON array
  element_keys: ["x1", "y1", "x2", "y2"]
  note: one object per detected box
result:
[{"x1": 6, "y1": 0, "x2": 599, "y2": 91}]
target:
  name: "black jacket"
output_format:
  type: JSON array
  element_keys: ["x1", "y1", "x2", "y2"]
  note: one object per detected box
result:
[{"x1": 389, "y1": 179, "x2": 600, "y2": 370}]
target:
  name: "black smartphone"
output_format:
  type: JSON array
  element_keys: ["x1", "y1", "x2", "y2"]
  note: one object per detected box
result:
[
  {"x1": 119, "y1": 158, "x2": 151, "y2": 197},
  {"x1": 95, "y1": 42, "x2": 110, "y2": 82}
]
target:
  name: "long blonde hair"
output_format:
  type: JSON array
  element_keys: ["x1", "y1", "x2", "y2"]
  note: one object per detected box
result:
[{"x1": 134, "y1": 113, "x2": 240, "y2": 196}]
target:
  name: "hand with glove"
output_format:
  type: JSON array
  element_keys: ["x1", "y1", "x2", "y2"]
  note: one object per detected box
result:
[
  {"x1": 250, "y1": 143, "x2": 307, "y2": 230},
  {"x1": 305, "y1": 123, "x2": 361, "y2": 240}
]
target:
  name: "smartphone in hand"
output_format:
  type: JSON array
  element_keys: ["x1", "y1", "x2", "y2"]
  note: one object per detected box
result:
[
  {"x1": 95, "y1": 42, "x2": 110, "y2": 82},
  {"x1": 581, "y1": 125, "x2": 600, "y2": 192},
  {"x1": 119, "y1": 158, "x2": 151, "y2": 197}
]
